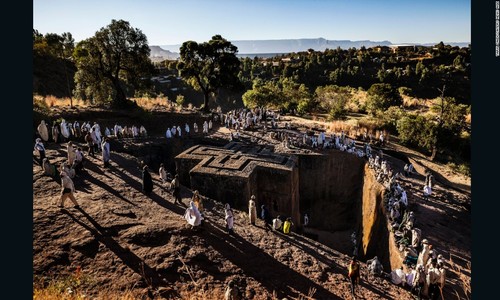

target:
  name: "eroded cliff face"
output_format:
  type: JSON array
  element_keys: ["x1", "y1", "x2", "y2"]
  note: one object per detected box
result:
[
  {"x1": 360, "y1": 165, "x2": 403, "y2": 270},
  {"x1": 298, "y1": 151, "x2": 365, "y2": 231}
]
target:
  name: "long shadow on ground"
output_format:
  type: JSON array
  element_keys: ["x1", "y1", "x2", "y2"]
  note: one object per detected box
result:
[{"x1": 200, "y1": 219, "x2": 341, "y2": 299}]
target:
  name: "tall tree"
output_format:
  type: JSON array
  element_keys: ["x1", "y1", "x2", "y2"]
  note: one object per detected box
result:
[
  {"x1": 366, "y1": 83, "x2": 402, "y2": 115},
  {"x1": 177, "y1": 35, "x2": 241, "y2": 112},
  {"x1": 429, "y1": 85, "x2": 468, "y2": 160},
  {"x1": 73, "y1": 19, "x2": 152, "y2": 107}
]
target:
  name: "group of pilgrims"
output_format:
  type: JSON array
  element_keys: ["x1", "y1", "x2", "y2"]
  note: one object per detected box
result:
[
  {"x1": 37, "y1": 119, "x2": 147, "y2": 148},
  {"x1": 165, "y1": 120, "x2": 213, "y2": 139},
  {"x1": 35, "y1": 109, "x2": 450, "y2": 299},
  {"x1": 221, "y1": 110, "x2": 448, "y2": 299},
  {"x1": 364, "y1": 147, "x2": 445, "y2": 299},
  {"x1": 34, "y1": 119, "x2": 149, "y2": 208}
]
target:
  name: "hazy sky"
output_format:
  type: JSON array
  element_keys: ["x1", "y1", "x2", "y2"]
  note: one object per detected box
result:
[{"x1": 33, "y1": 0, "x2": 470, "y2": 45}]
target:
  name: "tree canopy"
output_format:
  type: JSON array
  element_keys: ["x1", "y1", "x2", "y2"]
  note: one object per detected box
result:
[
  {"x1": 73, "y1": 19, "x2": 152, "y2": 107},
  {"x1": 177, "y1": 35, "x2": 241, "y2": 112},
  {"x1": 365, "y1": 83, "x2": 403, "y2": 115}
]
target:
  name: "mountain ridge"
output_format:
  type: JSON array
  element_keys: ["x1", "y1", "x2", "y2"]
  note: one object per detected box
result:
[{"x1": 152, "y1": 38, "x2": 470, "y2": 56}]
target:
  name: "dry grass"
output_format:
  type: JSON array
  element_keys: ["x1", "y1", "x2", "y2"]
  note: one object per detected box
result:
[
  {"x1": 401, "y1": 95, "x2": 421, "y2": 108},
  {"x1": 132, "y1": 97, "x2": 175, "y2": 110},
  {"x1": 34, "y1": 95, "x2": 89, "y2": 108}
]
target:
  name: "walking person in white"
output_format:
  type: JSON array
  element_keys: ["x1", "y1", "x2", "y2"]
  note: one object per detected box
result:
[
  {"x1": 59, "y1": 172, "x2": 79, "y2": 209},
  {"x1": 101, "y1": 137, "x2": 111, "y2": 167}
]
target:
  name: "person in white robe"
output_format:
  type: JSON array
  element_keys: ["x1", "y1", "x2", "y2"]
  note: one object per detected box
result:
[
  {"x1": 184, "y1": 201, "x2": 203, "y2": 228},
  {"x1": 166, "y1": 128, "x2": 172, "y2": 139},
  {"x1": 101, "y1": 138, "x2": 110, "y2": 167}
]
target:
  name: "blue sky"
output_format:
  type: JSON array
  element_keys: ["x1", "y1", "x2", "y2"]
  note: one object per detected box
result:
[{"x1": 33, "y1": 0, "x2": 470, "y2": 45}]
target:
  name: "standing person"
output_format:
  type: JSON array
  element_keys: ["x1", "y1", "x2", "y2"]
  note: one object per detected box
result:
[
  {"x1": 101, "y1": 137, "x2": 110, "y2": 167},
  {"x1": 52, "y1": 122, "x2": 60, "y2": 144},
  {"x1": 67, "y1": 141, "x2": 76, "y2": 166},
  {"x1": 73, "y1": 147, "x2": 84, "y2": 173},
  {"x1": 248, "y1": 195, "x2": 257, "y2": 225},
  {"x1": 142, "y1": 165, "x2": 153, "y2": 195},
  {"x1": 59, "y1": 172, "x2": 79, "y2": 209},
  {"x1": 423, "y1": 185, "x2": 432, "y2": 201},
  {"x1": 225, "y1": 203, "x2": 235, "y2": 234},
  {"x1": 261, "y1": 204, "x2": 272, "y2": 230},
  {"x1": 171, "y1": 174, "x2": 181, "y2": 204},
  {"x1": 348, "y1": 256, "x2": 361, "y2": 297},
  {"x1": 192, "y1": 190, "x2": 204, "y2": 213},
  {"x1": 159, "y1": 163, "x2": 169, "y2": 184},
  {"x1": 304, "y1": 213, "x2": 309, "y2": 227},
  {"x1": 33, "y1": 138, "x2": 46, "y2": 166},
  {"x1": 85, "y1": 131, "x2": 94, "y2": 157}
]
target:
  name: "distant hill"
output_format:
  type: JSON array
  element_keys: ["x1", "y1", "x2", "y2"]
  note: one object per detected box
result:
[
  {"x1": 152, "y1": 38, "x2": 470, "y2": 59},
  {"x1": 149, "y1": 45, "x2": 179, "y2": 62}
]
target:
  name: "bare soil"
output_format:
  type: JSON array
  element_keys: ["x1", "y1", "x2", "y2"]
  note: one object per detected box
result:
[{"x1": 33, "y1": 108, "x2": 471, "y2": 299}]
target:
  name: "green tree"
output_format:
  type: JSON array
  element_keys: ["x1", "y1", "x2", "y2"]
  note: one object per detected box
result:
[
  {"x1": 281, "y1": 78, "x2": 312, "y2": 114},
  {"x1": 73, "y1": 19, "x2": 152, "y2": 107},
  {"x1": 365, "y1": 83, "x2": 403, "y2": 115},
  {"x1": 177, "y1": 35, "x2": 241, "y2": 112},
  {"x1": 315, "y1": 85, "x2": 349, "y2": 120},
  {"x1": 396, "y1": 114, "x2": 436, "y2": 151},
  {"x1": 242, "y1": 79, "x2": 282, "y2": 109},
  {"x1": 429, "y1": 86, "x2": 468, "y2": 160}
]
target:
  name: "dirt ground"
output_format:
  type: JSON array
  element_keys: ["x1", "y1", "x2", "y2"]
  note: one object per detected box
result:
[{"x1": 33, "y1": 109, "x2": 471, "y2": 299}]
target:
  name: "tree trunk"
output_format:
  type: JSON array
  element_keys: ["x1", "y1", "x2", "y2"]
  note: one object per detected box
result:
[
  {"x1": 430, "y1": 145, "x2": 437, "y2": 161},
  {"x1": 111, "y1": 77, "x2": 127, "y2": 108},
  {"x1": 202, "y1": 91, "x2": 210, "y2": 112}
]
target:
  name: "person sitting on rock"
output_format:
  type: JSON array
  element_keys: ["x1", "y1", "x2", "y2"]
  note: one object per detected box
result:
[
  {"x1": 42, "y1": 158, "x2": 57, "y2": 179},
  {"x1": 224, "y1": 279, "x2": 240, "y2": 300},
  {"x1": 272, "y1": 215, "x2": 283, "y2": 231},
  {"x1": 283, "y1": 217, "x2": 293, "y2": 234},
  {"x1": 390, "y1": 266, "x2": 406, "y2": 286},
  {"x1": 367, "y1": 256, "x2": 384, "y2": 277}
]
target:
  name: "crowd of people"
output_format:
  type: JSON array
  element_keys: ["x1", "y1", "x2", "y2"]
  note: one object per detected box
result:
[{"x1": 34, "y1": 111, "x2": 450, "y2": 299}]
